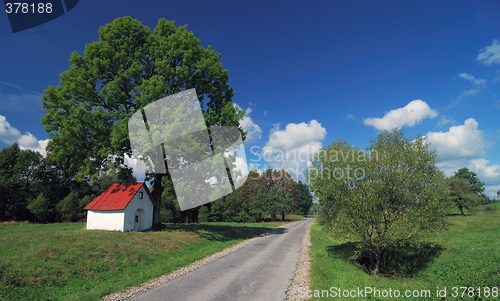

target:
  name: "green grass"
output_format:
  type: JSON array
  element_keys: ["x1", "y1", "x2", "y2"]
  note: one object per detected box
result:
[
  {"x1": 309, "y1": 211, "x2": 500, "y2": 300},
  {"x1": 475, "y1": 201, "x2": 500, "y2": 212},
  {"x1": 0, "y1": 219, "x2": 298, "y2": 301}
]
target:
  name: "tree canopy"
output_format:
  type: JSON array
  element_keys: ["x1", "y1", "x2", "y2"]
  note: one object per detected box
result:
[
  {"x1": 453, "y1": 167, "x2": 485, "y2": 195},
  {"x1": 447, "y1": 177, "x2": 481, "y2": 215},
  {"x1": 41, "y1": 17, "x2": 245, "y2": 224},
  {"x1": 295, "y1": 180, "x2": 314, "y2": 216},
  {"x1": 307, "y1": 129, "x2": 449, "y2": 273}
]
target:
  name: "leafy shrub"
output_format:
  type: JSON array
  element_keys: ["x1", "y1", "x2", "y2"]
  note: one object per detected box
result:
[
  {"x1": 232, "y1": 211, "x2": 252, "y2": 223},
  {"x1": 484, "y1": 206, "x2": 496, "y2": 213}
]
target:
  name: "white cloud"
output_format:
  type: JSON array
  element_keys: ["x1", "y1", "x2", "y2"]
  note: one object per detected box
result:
[
  {"x1": 0, "y1": 115, "x2": 49, "y2": 157},
  {"x1": 426, "y1": 118, "x2": 485, "y2": 161},
  {"x1": 264, "y1": 120, "x2": 326, "y2": 152},
  {"x1": 364, "y1": 99, "x2": 438, "y2": 130},
  {"x1": 19, "y1": 139, "x2": 50, "y2": 158},
  {"x1": 262, "y1": 120, "x2": 327, "y2": 181},
  {"x1": 469, "y1": 158, "x2": 500, "y2": 185},
  {"x1": 235, "y1": 105, "x2": 262, "y2": 144},
  {"x1": 17, "y1": 132, "x2": 39, "y2": 148},
  {"x1": 484, "y1": 185, "x2": 500, "y2": 199},
  {"x1": 346, "y1": 114, "x2": 354, "y2": 119},
  {"x1": 0, "y1": 115, "x2": 23, "y2": 144},
  {"x1": 476, "y1": 39, "x2": 500, "y2": 66},
  {"x1": 123, "y1": 154, "x2": 146, "y2": 182},
  {"x1": 435, "y1": 158, "x2": 500, "y2": 198},
  {"x1": 427, "y1": 118, "x2": 500, "y2": 198},
  {"x1": 457, "y1": 73, "x2": 486, "y2": 87}
]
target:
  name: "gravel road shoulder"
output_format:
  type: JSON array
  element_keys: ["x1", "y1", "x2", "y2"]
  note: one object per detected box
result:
[{"x1": 285, "y1": 218, "x2": 313, "y2": 301}]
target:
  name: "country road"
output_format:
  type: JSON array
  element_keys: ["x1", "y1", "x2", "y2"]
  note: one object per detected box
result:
[{"x1": 127, "y1": 217, "x2": 316, "y2": 301}]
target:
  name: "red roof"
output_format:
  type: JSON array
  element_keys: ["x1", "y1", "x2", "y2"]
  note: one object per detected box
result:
[{"x1": 84, "y1": 182, "x2": 151, "y2": 210}]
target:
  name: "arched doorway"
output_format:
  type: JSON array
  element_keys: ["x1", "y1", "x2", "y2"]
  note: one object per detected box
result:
[{"x1": 134, "y1": 208, "x2": 145, "y2": 232}]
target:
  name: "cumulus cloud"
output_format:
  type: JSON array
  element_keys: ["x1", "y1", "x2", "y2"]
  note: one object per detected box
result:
[
  {"x1": 435, "y1": 158, "x2": 500, "y2": 197},
  {"x1": 17, "y1": 132, "x2": 39, "y2": 148},
  {"x1": 0, "y1": 115, "x2": 23, "y2": 144},
  {"x1": 0, "y1": 115, "x2": 49, "y2": 157},
  {"x1": 123, "y1": 154, "x2": 146, "y2": 182},
  {"x1": 364, "y1": 99, "x2": 438, "y2": 130},
  {"x1": 484, "y1": 185, "x2": 500, "y2": 200},
  {"x1": 476, "y1": 39, "x2": 500, "y2": 66},
  {"x1": 261, "y1": 120, "x2": 327, "y2": 180},
  {"x1": 426, "y1": 118, "x2": 500, "y2": 198},
  {"x1": 19, "y1": 139, "x2": 50, "y2": 158},
  {"x1": 236, "y1": 105, "x2": 262, "y2": 144},
  {"x1": 346, "y1": 114, "x2": 354, "y2": 119},
  {"x1": 426, "y1": 118, "x2": 485, "y2": 161},
  {"x1": 469, "y1": 158, "x2": 500, "y2": 185},
  {"x1": 457, "y1": 73, "x2": 486, "y2": 87}
]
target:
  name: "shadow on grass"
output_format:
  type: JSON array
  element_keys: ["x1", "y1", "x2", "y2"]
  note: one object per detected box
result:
[
  {"x1": 149, "y1": 223, "x2": 284, "y2": 242},
  {"x1": 326, "y1": 242, "x2": 444, "y2": 277}
]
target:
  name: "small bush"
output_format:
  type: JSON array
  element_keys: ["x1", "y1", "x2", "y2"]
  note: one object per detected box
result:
[
  {"x1": 484, "y1": 206, "x2": 496, "y2": 213},
  {"x1": 232, "y1": 211, "x2": 252, "y2": 223}
]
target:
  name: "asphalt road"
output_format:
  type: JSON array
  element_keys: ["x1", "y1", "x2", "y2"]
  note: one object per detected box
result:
[{"x1": 128, "y1": 217, "x2": 315, "y2": 301}]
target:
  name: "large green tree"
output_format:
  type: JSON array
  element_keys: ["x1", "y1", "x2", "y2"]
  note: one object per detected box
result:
[
  {"x1": 307, "y1": 129, "x2": 449, "y2": 274},
  {"x1": 0, "y1": 143, "x2": 22, "y2": 221},
  {"x1": 261, "y1": 168, "x2": 299, "y2": 220},
  {"x1": 296, "y1": 180, "x2": 313, "y2": 216},
  {"x1": 41, "y1": 17, "x2": 244, "y2": 225},
  {"x1": 447, "y1": 177, "x2": 482, "y2": 215},
  {"x1": 453, "y1": 167, "x2": 485, "y2": 195}
]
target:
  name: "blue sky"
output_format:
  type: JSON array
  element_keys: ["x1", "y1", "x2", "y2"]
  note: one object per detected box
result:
[{"x1": 1, "y1": 0, "x2": 499, "y2": 198}]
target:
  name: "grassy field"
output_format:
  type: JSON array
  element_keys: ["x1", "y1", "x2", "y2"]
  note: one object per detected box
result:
[
  {"x1": 0, "y1": 218, "x2": 300, "y2": 301},
  {"x1": 308, "y1": 206, "x2": 500, "y2": 300}
]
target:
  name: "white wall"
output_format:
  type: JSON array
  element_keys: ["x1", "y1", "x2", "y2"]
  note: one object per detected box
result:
[
  {"x1": 86, "y1": 210, "x2": 125, "y2": 231},
  {"x1": 123, "y1": 185, "x2": 154, "y2": 232}
]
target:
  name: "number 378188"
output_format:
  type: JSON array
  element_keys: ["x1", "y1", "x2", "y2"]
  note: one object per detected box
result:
[{"x1": 5, "y1": 3, "x2": 53, "y2": 13}]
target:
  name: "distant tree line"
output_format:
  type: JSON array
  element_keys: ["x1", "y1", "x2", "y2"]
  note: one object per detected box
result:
[
  {"x1": 160, "y1": 168, "x2": 314, "y2": 223},
  {"x1": 0, "y1": 143, "x2": 135, "y2": 223},
  {"x1": 0, "y1": 143, "x2": 314, "y2": 224}
]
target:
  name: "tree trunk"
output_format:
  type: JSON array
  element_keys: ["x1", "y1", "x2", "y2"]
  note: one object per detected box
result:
[
  {"x1": 372, "y1": 248, "x2": 386, "y2": 274},
  {"x1": 459, "y1": 204, "x2": 464, "y2": 215},
  {"x1": 151, "y1": 173, "x2": 164, "y2": 225},
  {"x1": 282, "y1": 212, "x2": 285, "y2": 221}
]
